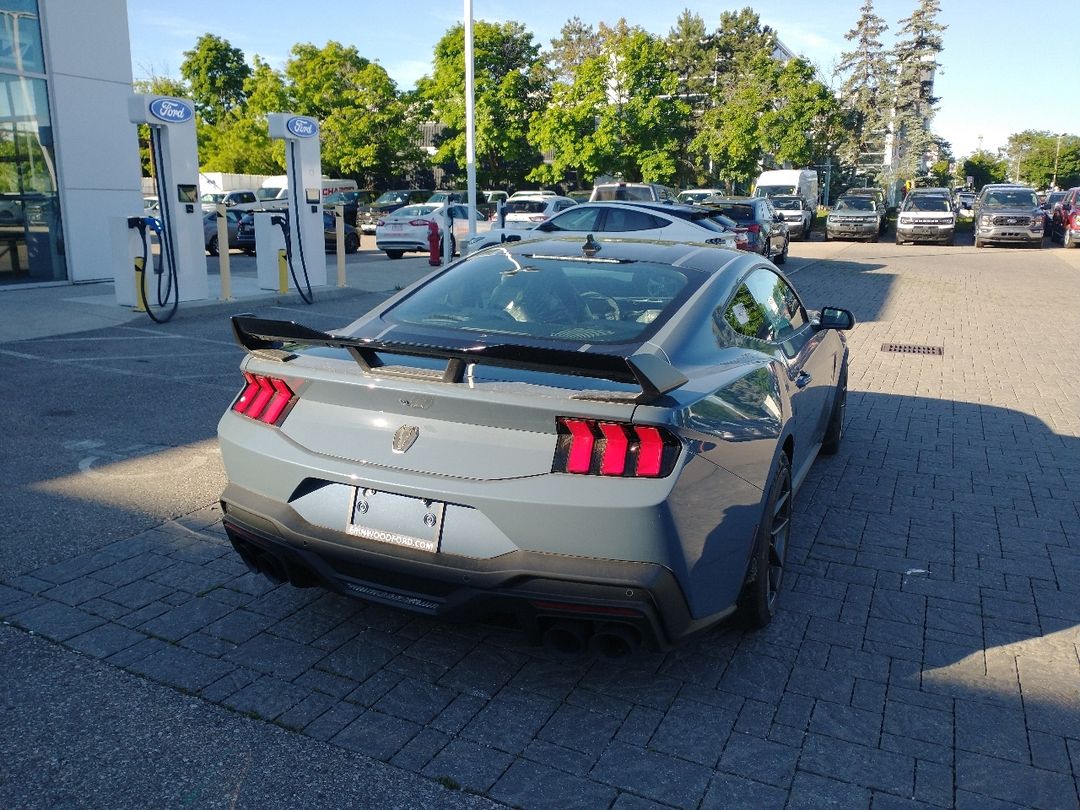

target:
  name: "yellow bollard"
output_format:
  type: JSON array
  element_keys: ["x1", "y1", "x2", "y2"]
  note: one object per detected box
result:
[
  {"x1": 277, "y1": 249, "x2": 288, "y2": 294},
  {"x1": 216, "y1": 203, "x2": 232, "y2": 301},
  {"x1": 334, "y1": 206, "x2": 346, "y2": 287},
  {"x1": 133, "y1": 256, "x2": 147, "y2": 312}
]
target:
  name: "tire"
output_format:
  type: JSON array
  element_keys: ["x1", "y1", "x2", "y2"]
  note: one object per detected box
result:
[
  {"x1": 775, "y1": 236, "x2": 788, "y2": 265},
  {"x1": 974, "y1": 236, "x2": 984, "y2": 249},
  {"x1": 739, "y1": 452, "x2": 793, "y2": 629},
  {"x1": 820, "y1": 359, "x2": 847, "y2": 456},
  {"x1": 206, "y1": 234, "x2": 219, "y2": 256},
  {"x1": 440, "y1": 235, "x2": 458, "y2": 257},
  {"x1": 1065, "y1": 228, "x2": 1075, "y2": 249},
  {"x1": 344, "y1": 233, "x2": 360, "y2": 254},
  {"x1": 385, "y1": 249, "x2": 404, "y2": 260},
  {"x1": 895, "y1": 235, "x2": 905, "y2": 245},
  {"x1": 243, "y1": 247, "x2": 255, "y2": 256}
]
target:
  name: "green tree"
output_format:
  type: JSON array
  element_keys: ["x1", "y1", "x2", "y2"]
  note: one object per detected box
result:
[
  {"x1": 420, "y1": 21, "x2": 547, "y2": 189},
  {"x1": 180, "y1": 34, "x2": 250, "y2": 125},
  {"x1": 666, "y1": 10, "x2": 715, "y2": 186},
  {"x1": 1004, "y1": 130, "x2": 1080, "y2": 189},
  {"x1": 959, "y1": 150, "x2": 1007, "y2": 190},
  {"x1": 890, "y1": 0, "x2": 946, "y2": 179},
  {"x1": 761, "y1": 57, "x2": 845, "y2": 169},
  {"x1": 834, "y1": 0, "x2": 890, "y2": 177},
  {"x1": 286, "y1": 41, "x2": 422, "y2": 186},
  {"x1": 547, "y1": 17, "x2": 601, "y2": 84},
  {"x1": 529, "y1": 23, "x2": 689, "y2": 185},
  {"x1": 199, "y1": 57, "x2": 287, "y2": 174}
]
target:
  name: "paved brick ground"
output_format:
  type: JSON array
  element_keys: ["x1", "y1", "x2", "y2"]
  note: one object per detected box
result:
[{"x1": 3, "y1": 239, "x2": 1079, "y2": 808}]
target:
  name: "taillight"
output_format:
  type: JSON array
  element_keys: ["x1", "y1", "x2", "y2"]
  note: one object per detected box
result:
[
  {"x1": 745, "y1": 223, "x2": 762, "y2": 233},
  {"x1": 553, "y1": 417, "x2": 680, "y2": 477},
  {"x1": 375, "y1": 219, "x2": 386, "y2": 228},
  {"x1": 409, "y1": 219, "x2": 431, "y2": 226},
  {"x1": 231, "y1": 373, "x2": 296, "y2": 425}
]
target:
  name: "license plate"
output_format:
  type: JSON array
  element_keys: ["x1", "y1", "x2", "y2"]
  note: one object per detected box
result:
[
  {"x1": 346, "y1": 488, "x2": 444, "y2": 552},
  {"x1": 389, "y1": 223, "x2": 404, "y2": 231},
  {"x1": 914, "y1": 227, "x2": 933, "y2": 234}
]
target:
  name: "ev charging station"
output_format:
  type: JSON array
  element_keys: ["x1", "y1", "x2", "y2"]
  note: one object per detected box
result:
[
  {"x1": 257, "y1": 113, "x2": 326, "y2": 296},
  {"x1": 119, "y1": 95, "x2": 208, "y2": 311}
]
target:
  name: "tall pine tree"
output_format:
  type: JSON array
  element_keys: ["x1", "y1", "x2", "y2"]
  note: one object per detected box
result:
[
  {"x1": 891, "y1": 0, "x2": 946, "y2": 179},
  {"x1": 834, "y1": 0, "x2": 890, "y2": 179}
]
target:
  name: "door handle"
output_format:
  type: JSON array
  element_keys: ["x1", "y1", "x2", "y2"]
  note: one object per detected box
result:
[{"x1": 795, "y1": 371, "x2": 812, "y2": 389}]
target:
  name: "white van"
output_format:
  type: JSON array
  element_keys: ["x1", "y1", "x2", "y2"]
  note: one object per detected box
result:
[{"x1": 753, "y1": 169, "x2": 819, "y2": 209}]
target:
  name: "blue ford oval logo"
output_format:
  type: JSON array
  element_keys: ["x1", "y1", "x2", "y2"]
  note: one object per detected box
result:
[
  {"x1": 148, "y1": 97, "x2": 193, "y2": 124},
  {"x1": 286, "y1": 116, "x2": 318, "y2": 138}
]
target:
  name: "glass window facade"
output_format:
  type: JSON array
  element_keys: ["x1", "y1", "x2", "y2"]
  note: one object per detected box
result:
[{"x1": 0, "y1": 1, "x2": 65, "y2": 284}]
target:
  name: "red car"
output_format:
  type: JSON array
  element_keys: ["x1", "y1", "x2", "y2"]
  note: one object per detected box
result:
[{"x1": 1050, "y1": 187, "x2": 1080, "y2": 248}]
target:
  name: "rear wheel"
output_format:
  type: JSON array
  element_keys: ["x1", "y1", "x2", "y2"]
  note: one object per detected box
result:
[
  {"x1": 385, "y1": 249, "x2": 404, "y2": 260},
  {"x1": 820, "y1": 360, "x2": 847, "y2": 456},
  {"x1": 344, "y1": 232, "x2": 360, "y2": 253},
  {"x1": 1065, "y1": 228, "x2": 1075, "y2": 248},
  {"x1": 739, "y1": 452, "x2": 792, "y2": 629},
  {"x1": 974, "y1": 236, "x2": 984, "y2": 248},
  {"x1": 207, "y1": 234, "x2": 219, "y2": 256},
  {"x1": 775, "y1": 236, "x2": 788, "y2": 264}
]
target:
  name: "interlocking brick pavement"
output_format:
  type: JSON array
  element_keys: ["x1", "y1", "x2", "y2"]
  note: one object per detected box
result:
[{"x1": 3, "y1": 238, "x2": 1078, "y2": 808}]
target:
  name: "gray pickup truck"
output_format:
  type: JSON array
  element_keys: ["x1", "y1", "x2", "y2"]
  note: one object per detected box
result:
[{"x1": 972, "y1": 185, "x2": 1044, "y2": 248}]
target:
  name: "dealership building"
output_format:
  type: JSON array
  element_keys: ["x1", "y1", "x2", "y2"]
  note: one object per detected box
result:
[{"x1": 0, "y1": 0, "x2": 140, "y2": 288}]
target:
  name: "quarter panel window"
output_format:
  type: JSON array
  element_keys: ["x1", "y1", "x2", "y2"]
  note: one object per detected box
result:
[{"x1": 601, "y1": 209, "x2": 664, "y2": 232}]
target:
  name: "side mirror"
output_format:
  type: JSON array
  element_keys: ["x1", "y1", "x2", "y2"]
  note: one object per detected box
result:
[
  {"x1": 535, "y1": 221, "x2": 555, "y2": 232},
  {"x1": 504, "y1": 234, "x2": 522, "y2": 243},
  {"x1": 817, "y1": 306, "x2": 855, "y2": 331}
]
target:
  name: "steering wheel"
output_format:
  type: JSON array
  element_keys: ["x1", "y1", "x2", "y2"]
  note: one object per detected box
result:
[{"x1": 582, "y1": 292, "x2": 621, "y2": 321}]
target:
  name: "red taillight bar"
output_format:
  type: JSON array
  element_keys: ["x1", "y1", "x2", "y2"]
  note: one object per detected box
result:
[
  {"x1": 553, "y1": 417, "x2": 679, "y2": 478},
  {"x1": 231, "y1": 373, "x2": 296, "y2": 426}
]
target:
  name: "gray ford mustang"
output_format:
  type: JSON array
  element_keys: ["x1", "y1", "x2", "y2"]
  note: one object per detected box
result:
[{"x1": 218, "y1": 236, "x2": 853, "y2": 656}]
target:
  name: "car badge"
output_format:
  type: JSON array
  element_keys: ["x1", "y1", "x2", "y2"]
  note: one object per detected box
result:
[{"x1": 392, "y1": 425, "x2": 419, "y2": 453}]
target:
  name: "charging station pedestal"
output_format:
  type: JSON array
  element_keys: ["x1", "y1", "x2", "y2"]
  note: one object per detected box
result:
[
  {"x1": 254, "y1": 213, "x2": 288, "y2": 290},
  {"x1": 123, "y1": 95, "x2": 208, "y2": 305},
  {"x1": 266, "y1": 113, "x2": 326, "y2": 288}
]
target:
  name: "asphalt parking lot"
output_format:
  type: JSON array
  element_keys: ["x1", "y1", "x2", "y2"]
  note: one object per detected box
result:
[{"x1": 2, "y1": 233, "x2": 1078, "y2": 809}]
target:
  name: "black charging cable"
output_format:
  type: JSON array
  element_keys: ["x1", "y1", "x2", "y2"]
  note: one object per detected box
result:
[
  {"x1": 285, "y1": 139, "x2": 314, "y2": 304},
  {"x1": 143, "y1": 127, "x2": 179, "y2": 323}
]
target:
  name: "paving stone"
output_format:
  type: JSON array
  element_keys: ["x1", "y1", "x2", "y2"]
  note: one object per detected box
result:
[
  {"x1": 430, "y1": 693, "x2": 486, "y2": 735},
  {"x1": 225, "y1": 631, "x2": 325, "y2": 680},
  {"x1": 615, "y1": 704, "x2": 664, "y2": 746},
  {"x1": 389, "y1": 726, "x2": 451, "y2": 772},
  {"x1": 66, "y1": 623, "x2": 146, "y2": 659},
  {"x1": 293, "y1": 668, "x2": 357, "y2": 699},
  {"x1": 373, "y1": 678, "x2": 456, "y2": 725},
  {"x1": 717, "y1": 732, "x2": 799, "y2": 789},
  {"x1": 179, "y1": 631, "x2": 238, "y2": 658},
  {"x1": 955, "y1": 699, "x2": 1029, "y2": 763},
  {"x1": 89, "y1": 553, "x2": 174, "y2": 587},
  {"x1": 810, "y1": 700, "x2": 882, "y2": 747},
  {"x1": 148, "y1": 559, "x2": 235, "y2": 593},
  {"x1": 717, "y1": 651, "x2": 792, "y2": 703},
  {"x1": 265, "y1": 607, "x2": 344, "y2": 645},
  {"x1": 461, "y1": 687, "x2": 559, "y2": 755},
  {"x1": 205, "y1": 608, "x2": 276, "y2": 644},
  {"x1": 421, "y1": 737, "x2": 513, "y2": 793},
  {"x1": 700, "y1": 772, "x2": 788, "y2": 810},
  {"x1": 491, "y1": 759, "x2": 618, "y2": 810},
  {"x1": 956, "y1": 751, "x2": 1078, "y2": 810},
  {"x1": 39, "y1": 577, "x2": 114, "y2": 607},
  {"x1": 915, "y1": 759, "x2": 954, "y2": 807},
  {"x1": 344, "y1": 669, "x2": 401, "y2": 707},
  {"x1": 786, "y1": 665, "x2": 854, "y2": 705},
  {"x1": 649, "y1": 695, "x2": 735, "y2": 766},
  {"x1": 521, "y1": 739, "x2": 597, "y2": 777},
  {"x1": 316, "y1": 634, "x2": 395, "y2": 682},
  {"x1": 590, "y1": 742, "x2": 712, "y2": 808},
  {"x1": 126, "y1": 643, "x2": 236, "y2": 693},
  {"x1": 301, "y1": 700, "x2": 363, "y2": 742},
  {"x1": 506, "y1": 657, "x2": 587, "y2": 700},
  {"x1": 200, "y1": 667, "x2": 260, "y2": 702},
  {"x1": 786, "y1": 770, "x2": 870, "y2": 809},
  {"x1": 799, "y1": 734, "x2": 915, "y2": 797},
  {"x1": 137, "y1": 596, "x2": 234, "y2": 642},
  {"x1": 10, "y1": 601, "x2": 104, "y2": 642},
  {"x1": 224, "y1": 675, "x2": 310, "y2": 721},
  {"x1": 733, "y1": 698, "x2": 775, "y2": 736},
  {"x1": 31, "y1": 551, "x2": 114, "y2": 584},
  {"x1": 104, "y1": 636, "x2": 171, "y2": 668},
  {"x1": 104, "y1": 579, "x2": 175, "y2": 610},
  {"x1": 775, "y1": 691, "x2": 814, "y2": 730},
  {"x1": 883, "y1": 699, "x2": 952, "y2": 748},
  {"x1": 1028, "y1": 731, "x2": 1072, "y2": 774},
  {"x1": 537, "y1": 703, "x2": 620, "y2": 756},
  {"x1": 331, "y1": 708, "x2": 422, "y2": 761},
  {"x1": 77, "y1": 597, "x2": 130, "y2": 621}
]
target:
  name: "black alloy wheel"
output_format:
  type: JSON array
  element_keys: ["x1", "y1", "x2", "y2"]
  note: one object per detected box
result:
[{"x1": 740, "y1": 452, "x2": 793, "y2": 628}]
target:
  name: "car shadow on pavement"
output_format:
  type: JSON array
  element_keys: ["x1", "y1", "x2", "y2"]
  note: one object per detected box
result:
[{"x1": 1, "y1": 387, "x2": 1077, "y2": 809}]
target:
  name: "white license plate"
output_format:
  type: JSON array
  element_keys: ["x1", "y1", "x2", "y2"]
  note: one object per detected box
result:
[
  {"x1": 914, "y1": 227, "x2": 933, "y2": 234},
  {"x1": 346, "y1": 488, "x2": 444, "y2": 553},
  {"x1": 389, "y1": 223, "x2": 404, "y2": 232}
]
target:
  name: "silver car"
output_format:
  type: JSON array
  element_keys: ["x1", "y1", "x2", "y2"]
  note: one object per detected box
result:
[
  {"x1": 826, "y1": 195, "x2": 882, "y2": 241},
  {"x1": 973, "y1": 187, "x2": 1044, "y2": 248},
  {"x1": 202, "y1": 209, "x2": 241, "y2": 256},
  {"x1": 217, "y1": 237, "x2": 854, "y2": 656},
  {"x1": 895, "y1": 193, "x2": 955, "y2": 245}
]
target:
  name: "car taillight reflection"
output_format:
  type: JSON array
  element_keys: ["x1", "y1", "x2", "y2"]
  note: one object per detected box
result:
[
  {"x1": 232, "y1": 372, "x2": 296, "y2": 426},
  {"x1": 553, "y1": 417, "x2": 680, "y2": 477}
]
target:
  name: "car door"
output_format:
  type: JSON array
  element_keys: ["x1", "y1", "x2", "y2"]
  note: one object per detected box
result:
[{"x1": 741, "y1": 267, "x2": 834, "y2": 475}]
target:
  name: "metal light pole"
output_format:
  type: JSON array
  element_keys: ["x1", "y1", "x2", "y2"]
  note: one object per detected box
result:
[
  {"x1": 1052, "y1": 133, "x2": 1063, "y2": 190},
  {"x1": 464, "y1": 0, "x2": 477, "y2": 238}
]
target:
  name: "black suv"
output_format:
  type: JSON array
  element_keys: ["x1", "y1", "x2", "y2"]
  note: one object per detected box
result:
[{"x1": 703, "y1": 196, "x2": 790, "y2": 263}]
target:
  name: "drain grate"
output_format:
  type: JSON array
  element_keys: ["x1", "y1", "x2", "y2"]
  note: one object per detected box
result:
[{"x1": 881, "y1": 343, "x2": 944, "y2": 356}]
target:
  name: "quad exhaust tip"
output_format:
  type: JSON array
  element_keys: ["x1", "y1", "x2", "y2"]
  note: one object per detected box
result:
[{"x1": 541, "y1": 619, "x2": 642, "y2": 659}]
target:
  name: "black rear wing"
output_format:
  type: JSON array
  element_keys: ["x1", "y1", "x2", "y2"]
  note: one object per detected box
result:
[{"x1": 230, "y1": 315, "x2": 688, "y2": 405}]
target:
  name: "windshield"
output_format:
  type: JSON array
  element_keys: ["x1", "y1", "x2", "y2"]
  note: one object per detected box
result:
[
  {"x1": 771, "y1": 198, "x2": 803, "y2": 210},
  {"x1": 755, "y1": 185, "x2": 796, "y2": 197},
  {"x1": 374, "y1": 191, "x2": 409, "y2": 205},
  {"x1": 835, "y1": 197, "x2": 875, "y2": 212},
  {"x1": 903, "y1": 196, "x2": 951, "y2": 212},
  {"x1": 385, "y1": 252, "x2": 700, "y2": 344},
  {"x1": 984, "y1": 190, "x2": 1038, "y2": 208},
  {"x1": 505, "y1": 200, "x2": 548, "y2": 214},
  {"x1": 257, "y1": 188, "x2": 281, "y2": 200},
  {"x1": 200, "y1": 193, "x2": 224, "y2": 203},
  {"x1": 678, "y1": 191, "x2": 714, "y2": 203},
  {"x1": 593, "y1": 185, "x2": 654, "y2": 201}
]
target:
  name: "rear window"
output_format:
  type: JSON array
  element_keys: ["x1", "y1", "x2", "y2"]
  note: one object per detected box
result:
[
  {"x1": 593, "y1": 185, "x2": 655, "y2": 201},
  {"x1": 385, "y1": 252, "x2": 701, "y2": 345},
  {"x1": 715, "y1": 204, "x2": 754, "y2": 222},
  {"x1": 772, "y1": 198, "x2": 803, "y2": 210},
  {"x1": 505, "y1": 200, "x2": 547, "y2": 214}
]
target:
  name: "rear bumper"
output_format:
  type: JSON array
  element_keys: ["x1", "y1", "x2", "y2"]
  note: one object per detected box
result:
[{"x1": 220, "y1": 484, "x2": 725, "y2": 650}]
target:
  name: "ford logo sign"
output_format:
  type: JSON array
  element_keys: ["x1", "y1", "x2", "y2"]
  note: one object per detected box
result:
[
  {"x1": 286, "y1": 116, "x2": 318, "y2": 138},
  {"x1": 148, "y1": 97, "x2": 193, "y2": 124}
]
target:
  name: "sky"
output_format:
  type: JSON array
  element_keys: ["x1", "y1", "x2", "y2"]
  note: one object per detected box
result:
[{"x1": 127, "y1": 1, "x2": 1079, "y2": 159}]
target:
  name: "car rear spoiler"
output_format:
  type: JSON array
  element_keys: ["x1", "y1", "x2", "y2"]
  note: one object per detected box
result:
[{"x1": 230, "y1": 315, "x2": 688, "y2": 405}]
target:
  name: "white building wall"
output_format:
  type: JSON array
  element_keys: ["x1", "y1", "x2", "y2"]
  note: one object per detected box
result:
[{"x1": 39, "y1": 0, "x2": 141, "y2": 282}]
